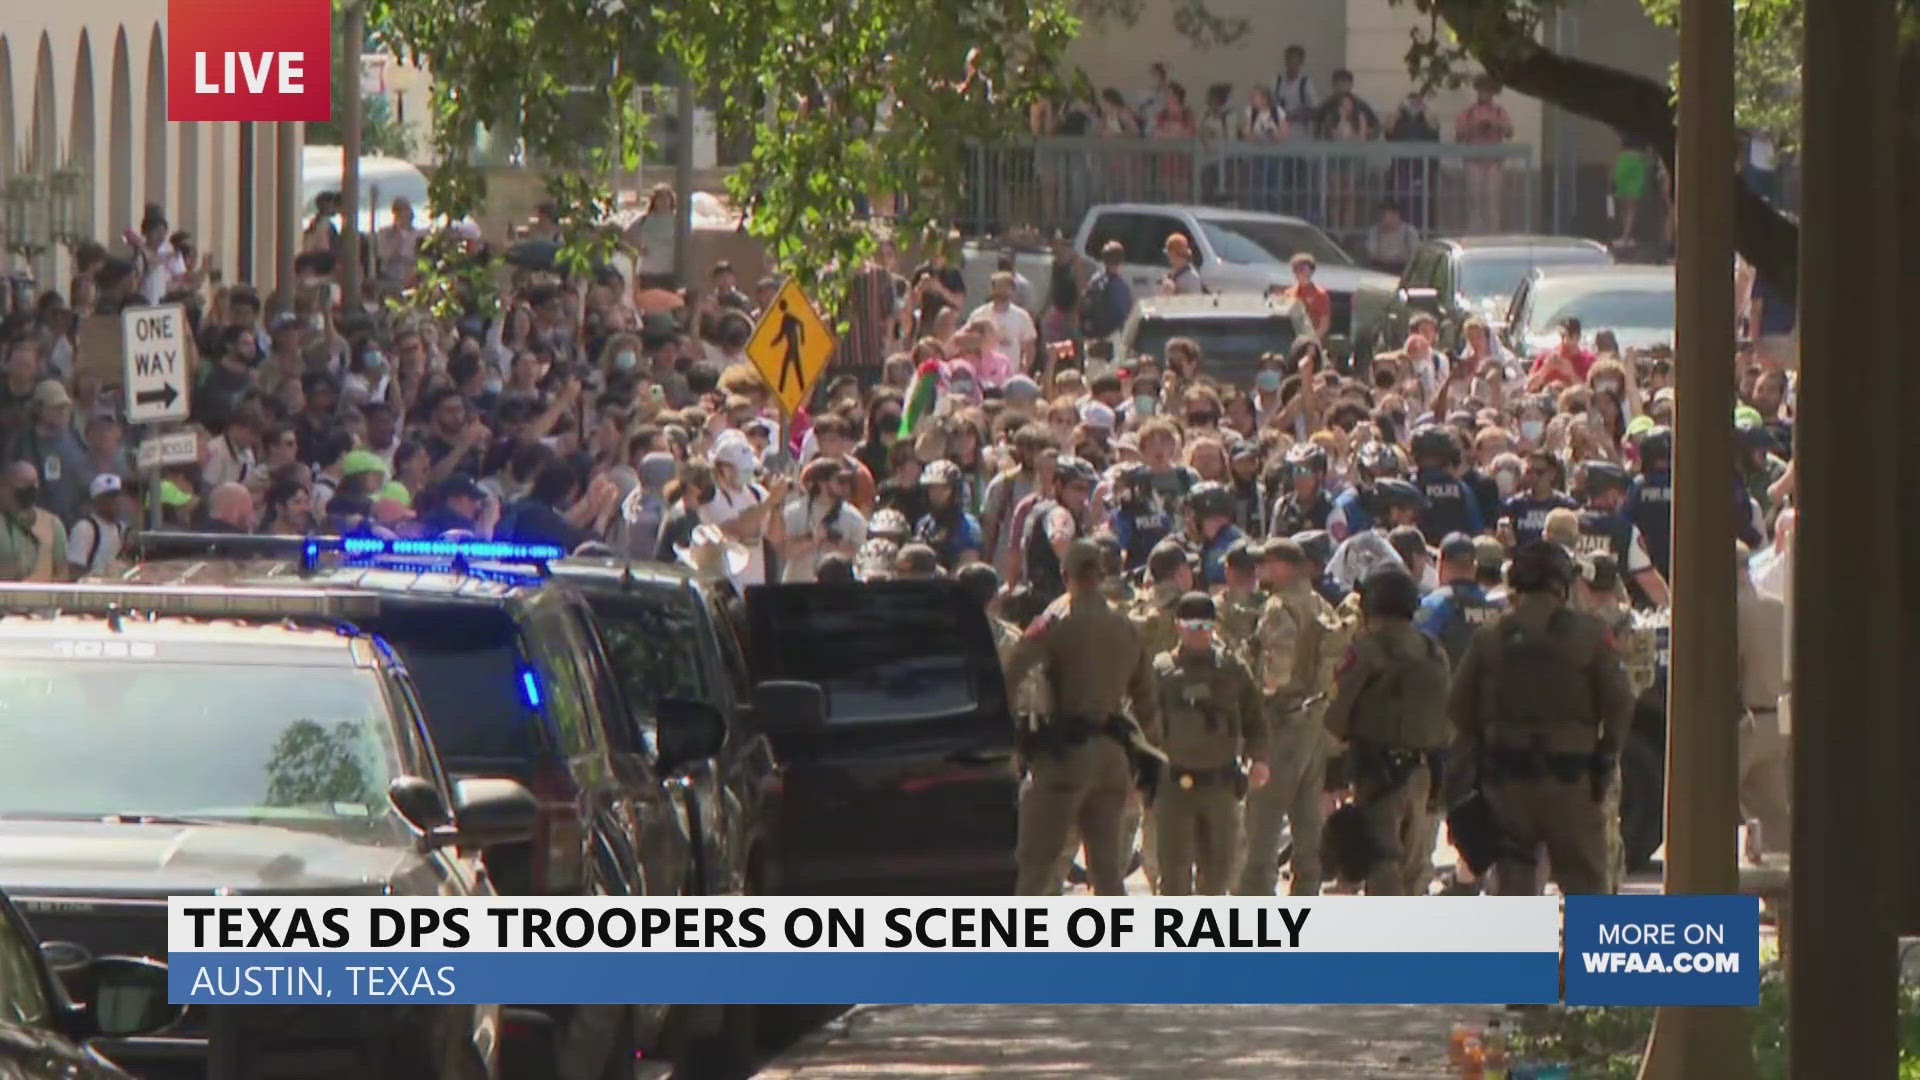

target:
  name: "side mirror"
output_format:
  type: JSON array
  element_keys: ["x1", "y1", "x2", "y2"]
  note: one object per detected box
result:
[
  {"x1": 388, "y1": 776, "x2": 452, "y2": 835},
  {"x1": 753, "y1": 680, "x2": 827, "y2": 739},
  {"x1": 656, "y1": 697, "x2": 728, "y2": 773},
  {"x1": 451, "y1": 778, "x2": 538, "y2": 847},
  {"x1": 89, "y1": 956, "x2": 183, "y2": 1037}
]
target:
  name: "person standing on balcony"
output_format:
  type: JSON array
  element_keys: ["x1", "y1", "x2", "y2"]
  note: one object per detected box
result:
[
  {"x1": 1236, "y1": 85, "x2": 1289, "y2": 211},
  {"x1": 1454, "y1": 76, "x2": 1515, "y2": 235},
  {"x1": 1274, "y1": 45, "x2": 1317, "y2": 117}
]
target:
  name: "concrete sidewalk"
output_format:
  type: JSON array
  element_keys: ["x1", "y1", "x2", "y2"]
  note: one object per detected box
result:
[{"x1": 756, "y1": 1002, "x2": 1476, "y2": 1078}]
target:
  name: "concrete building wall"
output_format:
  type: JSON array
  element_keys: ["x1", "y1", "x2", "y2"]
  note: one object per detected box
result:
[
  {"x1": 0, "y1": 3, "x2": 290, "y2": 292},
  {"x1": 1062, "y1": 0, "x2": 1345, "y2": 112},
  {"x1": 1343, "y1": 0, "x2": 1543, "y2": 152}
]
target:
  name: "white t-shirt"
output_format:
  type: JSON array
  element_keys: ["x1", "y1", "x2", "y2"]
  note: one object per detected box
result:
[
  {"x1": 137, "y1": 242, "x2": 187, "y2": 302},
  {"x1": 67, "y1": 515, "x2": 124, "y2": 575},
  {"x1": 699, "y1": 482, "x2": 770, "y2": 586},
  {"x1": 780, "y1": 497, "x2": 868, "y2": 582},
  {"x1": 203, "y1": 435, "x2": 256, "y2": 488},
  {"x1": 969, "y1": 301, "x2": 1037, "y2": 367}
]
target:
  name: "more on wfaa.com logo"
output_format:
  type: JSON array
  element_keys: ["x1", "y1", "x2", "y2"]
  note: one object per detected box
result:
[
  {"x1": 167, "y1": 0, "x2": 332, "y2": 123},
  {"x1": 1563, "y1": 895, "x2": 1760, "y2": 1006}
]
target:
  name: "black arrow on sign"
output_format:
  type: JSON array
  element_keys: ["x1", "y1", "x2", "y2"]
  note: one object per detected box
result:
[{"x1": 135, "y1": 384, "x2": 179, "y2": 409}]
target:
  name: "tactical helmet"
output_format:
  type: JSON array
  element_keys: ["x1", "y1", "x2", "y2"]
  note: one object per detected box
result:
[
  {"x1": 1507, "y1": 539, "x2": 1575, "y2": 595},
  {"x1": 1637, "y1": 425, "x2": 1674, "y2": 467},
  {"x1": 1174, "y1": 591, "x2": 1218, "y2": 621},
  {"x1": 856, "y1": 537, "x2": 900, "y2": 579},
  {"x1": 1186, "y1": 481, "x2": 1235, "y2": 520},
  {"x1": 1324, "y1": 802, "x2": 1385, "y2": 885},
  {"x1": 921, "y1": 459, "x2": 963, "y2": 487},
  {"x1": 1582, "y1": 459, "x2": 1630, "y2": 496},
  {"x1": 1114, "y1": 461, "x2": 1153, "y2": 491},
  {"x1": 1223, "y1": 536, "x2": 1260, "y2": 571},
  {"x1": 1226, "y1": 436, "x2": 1261, "y2": 462},
  {"x1": 868, "y1": 508, "x2": 912, "y2": 540},
  {"x1": 1285, "y1": 443, "x2": 1330, "y2": 474},
  {"x1": 1053, "y1": 454, "x2": 1098, "y2": 488},
  {"x1": 1371, "y1": 477, "x2": 1427, "y2": 510},
  {"x1": 1410, "y1": 424, "x2": 1462, "y2": 467},
  {"x1": 1359, "y1": 566, "x2": 1422, "y2": 620},
  {"x1": 1291, "y1": 529, "x2": 1334, "y2": 567},
  {"x1": 1356, "y1": 442, "x2": 1403, "y2": 482}
]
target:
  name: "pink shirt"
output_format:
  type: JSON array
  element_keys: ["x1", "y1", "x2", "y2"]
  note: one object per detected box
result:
[{"x1": 971, "y1": 349, "x2": 1017, "y2": 389}]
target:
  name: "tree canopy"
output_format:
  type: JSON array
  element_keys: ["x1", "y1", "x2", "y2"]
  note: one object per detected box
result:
[{"x1": 363, "y1": 0, "x2": 1077, "y2": 309}]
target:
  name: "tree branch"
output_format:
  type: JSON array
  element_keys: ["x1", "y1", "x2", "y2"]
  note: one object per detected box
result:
[{"x1": 1428, "y1": 0, "x2": 1800, "y2": 301}]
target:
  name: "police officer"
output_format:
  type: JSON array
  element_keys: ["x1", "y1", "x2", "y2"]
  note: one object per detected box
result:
[
  {"x1": 1328, "y1": 442, "x2": 1403, "y2": 542},
  {"x1": 1324, "y1": 568, "x2": 1453, "y2": 895},
  {"x1": 1292, "y1": 529, "x2": 1348, "y2": 607},
  {"x1": 1003, "y1": 540, "x2": 1162, "y2": 896},
  {"x1": 1186, "y1": 481, "x2": 1245, "y2": 589},
  {"x1": 1021, "y1": 455, "x2": 1100, "y2": 613},
  {"x1": 1571, "y1": 551, "x2": 1656, "y2": 892},
  {"x1": 1130, "y1": 540, "x2": 1193, "y2": 658},
  {"x1": 1214, "y1": 537, "x2": 1266, "y2": 666},
  {"x1": 1445, "y1": 542, "x2": 1634, "y2": 896},
  {"x1": 1109, "y1": 462, "x2": 1174, "y2": 571},
  {"x1": 1147, "y1": 593, "x2": 1269, "y2": 895},
  {"x1": 1416, "y1": 533, "x2": 1503, "y2": 666},
  {"x1": 964, "y1": 562, "x2": 1055, "y2": 727},
  {"x1": 1574, "y1": 461, "x2": 1669, "y2": 609},
  {"x1": 1623, "y1": 425, "x2": 1673, "y2": 581},
  {"x1": 1500, "y1": 451, "x2": 1576, "y2": 548},
  {"x1": 1328, "y1": 478, "x2": 1426, "y2": 593},
  {"x1": 1270, "y1": 444, "x2": 1333, "y2": 538},
  {"x1": 1238, "y1": 537, "x2": 1340, "y2": 895},
  {"x1": 1410, "y1": 425, "x2": 1483, "y2": 545}
]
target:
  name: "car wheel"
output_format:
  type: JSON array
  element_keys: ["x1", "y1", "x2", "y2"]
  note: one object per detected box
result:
[{"x1": 1619, "y1": 730, "x2": 1665, "y2": 872}]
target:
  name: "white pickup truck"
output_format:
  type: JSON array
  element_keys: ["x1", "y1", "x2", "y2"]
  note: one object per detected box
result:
[{"x1": 963, "y1": 203, "x2": 1395, "y2": 350}]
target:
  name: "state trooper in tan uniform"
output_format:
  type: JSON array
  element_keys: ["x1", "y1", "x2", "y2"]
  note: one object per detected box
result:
[
  {"x1": 1237, "y1": 537, "x2": 1341, "y2": 895},
  {"x1": 1446, "y1": 542, "x2": 1634, "y2": 896},
  {"x1": 1213, "y1": 537, "x2": 1267, "y2": 669},
  {"x1": 1146, "y1": 593, "x2": 1269, "y2": 895},
  {"x1": 1003, "y1": 540, "x2": 1162, "y2": 896},
  {"x1": 1571, "y1": 552, "x2": 1656, "y2": 892},
  {"x1": 1112, "y1": 540, "x2": 1194, "y2": 890},
  {"x1": 1323, "y1": 568, "x2": 1453, "y2": 895}
]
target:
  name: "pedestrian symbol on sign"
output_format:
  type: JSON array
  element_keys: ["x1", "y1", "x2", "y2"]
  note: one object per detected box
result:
[
  {"x1": 746, "y1": 279, "x2": 836, "y2": 417},
  {"x1": 772, "y1": 299, "x2": 806, "y2": 393}
]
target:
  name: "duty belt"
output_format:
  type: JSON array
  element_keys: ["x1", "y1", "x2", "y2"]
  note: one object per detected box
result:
[
  {"x1": 1165, "y1": 763, "x2": 1242, "y2": 790},
  {"x1": 1484, "y1": 747, "x2": 1592, "y2": 783},
  {"x1": 1017, "y1": 713, "x2": 1133, "y2": 759}
]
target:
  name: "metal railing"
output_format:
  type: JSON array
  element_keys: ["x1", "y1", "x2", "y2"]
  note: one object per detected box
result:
[{"x1": 962, "y1": 136, "x2": 1538, "y2": 246}]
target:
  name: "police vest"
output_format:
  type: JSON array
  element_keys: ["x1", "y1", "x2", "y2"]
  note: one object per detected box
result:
[
  {"x1": 1116, "y1": 500, "x2": 1172, "y2": 569},
  {"x1": 1022, "y1": 498, "x2": 1080, "y2": 603},
  {"x1": 1626, "y1": 471, "x2": 1673, "y2": 579},
  {"x1": 1272, "y1": 491, "x2": 1332, "y2": 537},
  {"x1": 1346, "y1": 627, "x2": 1453, "y2": 751},
  {"x1": 1415, "y1": 468, "x2": 1479, "y2": 546},
  {"x1": 1428, "y1": 582, "x2": 1502, "y2": 667},
  {"x1": 1199, "y1": 524, "x2": 1244, "y2": 588},
  {"x1": 1503, "y1": 492, "x2": 1578, "y2": 547},
  {"x1": 1574, "y1": 510, "x2": 1634, "y2": 567}
]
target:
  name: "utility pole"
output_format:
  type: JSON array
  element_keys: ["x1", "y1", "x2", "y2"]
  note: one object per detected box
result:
[
  {"x1": 341, "y1": 3, "x2": 366, "y2": 307},
  {"x1": 1636, "y1": 0, "x2": 1746, "y2": 1071},
  {"x1": 672, "y1": 62, "x2": 695, "y2": 286},
  {"x1": 275, "y1": 121, "x2": 300, "y2": 303}
]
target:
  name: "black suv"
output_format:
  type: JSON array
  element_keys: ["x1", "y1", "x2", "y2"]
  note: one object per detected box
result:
[
  {"x1": 121, "y1": 535, "x2": 728, "y2": 1076},
  {"x1": 0, "y1": 581, "x2": 530, "y2": 1079},
  {"x1": 0, "y1": 883, "x2": 178, "y2": 1080}
]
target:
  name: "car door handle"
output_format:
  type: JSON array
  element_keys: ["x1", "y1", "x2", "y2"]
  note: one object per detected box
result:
[{"x1": 945, "y1": 747, "x2": 1015, "y2": 766}]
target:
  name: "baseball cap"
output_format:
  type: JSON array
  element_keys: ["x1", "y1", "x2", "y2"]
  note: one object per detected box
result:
[
  {"x1": 32, "y1": 380, "x2": 71, "y2": 409},
  {"x1": 89, "y1": 473, "x2": 123, "y2": 499},
  {"x1": 341, "y1": 449, "x2": 388, "y2": 477},
  {"x1": 1473, "y1": 535, "x2": 1507, "y2": 573},
  {"x1": 1079, "y1": 400, "x2": 1116, "y2": 430},
  {"x1": 1652, "y1": 387, "x2": 1676, "y2": 405},
  {"x1": 711, "y1": 435, "x2": 760, "y2": 476},
  {"x1": 1001, "y1": 375, "x2": 1041, "y2": 404},
  {"x1": 1624, "y1": 414, "x2": 1655, "y2": 439},
  {"x1": 159, "y1": 479, "x2": 194, "y2": 508},
  {"x1": 438, "y1": 473, "x2": 484, "y2": 501}
]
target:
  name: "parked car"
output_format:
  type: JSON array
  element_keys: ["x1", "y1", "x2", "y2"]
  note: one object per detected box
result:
[
  {"x1": 117, "y1": 536, "x2": 721, "y2": 1079},
  {"x1": 1349, "y1": 235, "x2": 1613, "y2": 361},
  {"x1": 0, "y1": 580, "x2": 521, "y2": 1079},
  {"x1": 0, "y1": 883, "x2": 177, "y2": 1080},
  {"x1": 1114, "y1": 293, "x2": 1311, "y2": 387},
  {"x1": 1501, "y1": 264, "x2": 1677, "y2": 359},
  {"x1": 964, "y1": 203, "x2": 1395, "y2": 348}
]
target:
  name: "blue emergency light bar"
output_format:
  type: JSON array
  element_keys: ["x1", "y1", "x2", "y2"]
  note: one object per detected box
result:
[{"x1": 336, "y1": 538, "x2": 566, "y2": 562}]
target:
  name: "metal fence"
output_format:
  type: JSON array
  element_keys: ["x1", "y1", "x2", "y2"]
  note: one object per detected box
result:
[{"x1": 961, "y1": 136, "x2": 1538, "y2": 247}]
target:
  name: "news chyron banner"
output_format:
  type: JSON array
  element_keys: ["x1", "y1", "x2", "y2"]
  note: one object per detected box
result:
[{"x1": 166, "y1": 896, "x2": 1758, "y2": 1007}]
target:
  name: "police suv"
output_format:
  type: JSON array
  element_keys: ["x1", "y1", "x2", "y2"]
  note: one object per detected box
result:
[{"x1": 0, "y1": 582, "x2": 531, "y2": 1078}]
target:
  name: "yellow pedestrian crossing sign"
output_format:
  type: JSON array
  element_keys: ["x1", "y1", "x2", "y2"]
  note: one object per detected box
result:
[{"x1": 747, "y1": 278, "x2": 837, "y2": 416}]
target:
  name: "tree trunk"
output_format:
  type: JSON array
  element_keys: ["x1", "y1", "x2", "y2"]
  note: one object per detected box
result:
[{"x1": 1430, "y1": 0, "x2": 1802, "y2": 301}]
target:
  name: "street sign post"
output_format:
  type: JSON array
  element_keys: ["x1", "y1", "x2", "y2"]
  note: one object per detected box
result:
[
  {"x1": 746, "y1": 278, "x2": 836, "y2": 418},
  {"x1": 123, "y1": 304, "x2": 192, "y2": 424},
  {"x1": 135, "y1": 432, "x2": 201, "y2": 471}
]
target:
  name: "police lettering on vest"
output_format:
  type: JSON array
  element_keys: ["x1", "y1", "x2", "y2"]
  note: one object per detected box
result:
[
  {"x1": 1502, "y1": 492, "x2": 1579, "y2": 547},
  {"x1": 1416, "y1": 580, "x2": 1502, "y2": 666},
  {"x1": 1625, "y1": 470, "x2": 1672, "y2": 579},
  {"x1": 1574, "y1": 510, "x2": 1635, "y2": 567},
  {"x1": 1415, "y1": 468, "x2": 1483, "y2": 545}
]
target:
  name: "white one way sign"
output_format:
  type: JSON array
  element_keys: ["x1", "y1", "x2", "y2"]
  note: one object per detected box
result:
[{"x1": 123, "y1": 304, "x2": 192, "y2": 424}]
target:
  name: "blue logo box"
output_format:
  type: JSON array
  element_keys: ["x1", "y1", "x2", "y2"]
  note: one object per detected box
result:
[{"x1": 1562, "y1": 895, "x2": 1761, "y2": 1006}]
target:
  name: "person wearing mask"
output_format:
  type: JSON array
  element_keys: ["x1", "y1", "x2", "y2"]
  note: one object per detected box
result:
[
  {"x1": 782, "y1": 456, "x2": 867, "y2": 582},
  {"x1": 65, "y1": 473, "x2": 128, "y2": 578},
  {"x1": 0, "y1": 461, "x2": 64, "y2": 581},
  {"x1": 981, "y1": 423, "x2": 1055, "y2": 571},
  {"x1": 1106, "y1": 462, "x2": 1173, "y2": 571},
  {"x1": 701, "y1": 433, "x2": 789, "y2": 587},
  {"x1": 11, "y1": 381, "x2": 89, "y2": 525}
]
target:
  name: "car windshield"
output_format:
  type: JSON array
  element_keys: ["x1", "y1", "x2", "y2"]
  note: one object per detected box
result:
[
  {"x1": 1130, "y1": 317, "x2": 1299, "y2": 383},
  {"x1": 1459, "y1": 250, "x2": 1607, "y2": 299},
  {"x1": 1529, "y1": 286, "x2": 1675, "y2": 336},
  {"x1": 0, "y1": 660, "x2": 403, "y2": 836},
  {"x1": 1196, "y1": 218, "x2": 1352, "y2": 268},
  {"x1": 752, "y1": 586, "x2": 979, "y2": 724}
]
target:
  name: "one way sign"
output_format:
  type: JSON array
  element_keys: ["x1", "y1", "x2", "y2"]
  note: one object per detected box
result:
[{"x1": 123, "y1": 304, "x2": 192, "y2": 424}]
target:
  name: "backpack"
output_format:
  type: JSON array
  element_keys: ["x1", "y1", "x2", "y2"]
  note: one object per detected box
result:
[
  {"x1": 1350, "y1": 631, "x2": 1452, "y2": 750},
  {"x1": 1488, "y1": 609, "x2": 1598, "y2": 747}
]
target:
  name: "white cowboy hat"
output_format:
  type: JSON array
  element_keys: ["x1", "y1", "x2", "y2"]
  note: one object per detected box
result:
[{"x1": 675, "y1": 524, "x2": 751, "y2": 579}]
